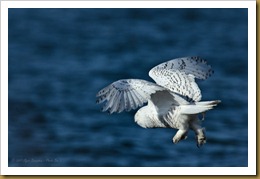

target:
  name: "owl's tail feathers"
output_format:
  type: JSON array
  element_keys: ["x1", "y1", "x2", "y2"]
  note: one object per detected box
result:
[{"x1": 181, "y1": 100, "x2": 221, "y2": 115}]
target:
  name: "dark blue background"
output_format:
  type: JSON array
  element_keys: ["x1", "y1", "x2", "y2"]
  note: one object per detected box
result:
[{"x1": 8, "y1": 8, "x2": 248, "y2": 167}]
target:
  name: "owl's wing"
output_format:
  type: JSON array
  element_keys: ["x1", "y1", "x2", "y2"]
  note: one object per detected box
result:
[
  {"x1": 149, "y1": 57, "x2": 214, "y2": 102},
  {"x1": 149, "y1": 69, "x2": 202, "y2": 102},
  {"x1": 96, "y1": 79, "x2": 165, "y2": 114},
  {"x1": 149, "y1": 56, "x2": 214, "y2": 80}
]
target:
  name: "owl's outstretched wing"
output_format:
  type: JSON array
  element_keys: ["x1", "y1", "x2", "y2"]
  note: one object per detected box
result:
[
  {"x1": 149, "y1": 69, "x2": 202, "y2": 102},
  {"x1": 149, "y1": 57, "x2": 214, "y2": 102},
  {"x1": 96, "y1": 79, "x2": 165, "y2": 114},
  {"x1": 149, "y1": 56, "x2": 214, "y2": 80}
]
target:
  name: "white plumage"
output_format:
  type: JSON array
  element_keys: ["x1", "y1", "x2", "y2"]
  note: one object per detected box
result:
[{"x1": 96, "y1": 56, "x2": 220, "y2": 147}]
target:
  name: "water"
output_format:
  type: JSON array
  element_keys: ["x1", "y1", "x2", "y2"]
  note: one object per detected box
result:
[{"x1": 8, "y1": 8, "x2": 248, "y2": 167}]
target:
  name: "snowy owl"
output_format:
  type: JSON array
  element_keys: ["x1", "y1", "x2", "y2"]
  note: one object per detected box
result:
[{"x1": 96, "y1": 57, "x2": 220, "y2": 147}]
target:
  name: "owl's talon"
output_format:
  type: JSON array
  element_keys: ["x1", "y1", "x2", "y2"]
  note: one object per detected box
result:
[
  {"x1": 196, "y1": 137, "x2": 206, "y2": 148},
  {"x1": 196, "y1": 128, "x2": 206, "y2": 148},
  {"x1": 172, "y1": 129, "x2": 188, "y2": 144}
]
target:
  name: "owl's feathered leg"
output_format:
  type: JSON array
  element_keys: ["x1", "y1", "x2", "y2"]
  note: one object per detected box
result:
[
  {"x1": 190, "y1": 121, "x2": 206, "y2": 148},
  {"x1": 199, "y1": 112, "x2": 205, "y2": 121},
  {"x1": 172, "y1": 129, "x2": 188, "y2": 144}
]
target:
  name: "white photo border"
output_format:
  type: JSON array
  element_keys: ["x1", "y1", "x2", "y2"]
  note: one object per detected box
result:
[{"x1": 1, "y1": 0, "x2": 256, "y2": 175}]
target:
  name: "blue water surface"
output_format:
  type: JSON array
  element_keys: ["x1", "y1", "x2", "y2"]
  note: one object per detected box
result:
[{"x1": 8, "y1": 8, "x2": 248, "y2": 167}]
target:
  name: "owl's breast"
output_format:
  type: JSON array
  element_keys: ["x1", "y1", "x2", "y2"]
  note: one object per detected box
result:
[
  {"x1": 134, "y1": 105, "x2": 165, "y2": 128},
  {"x1": 134, "y1": 105, "x2": 184, "y2": 129}
]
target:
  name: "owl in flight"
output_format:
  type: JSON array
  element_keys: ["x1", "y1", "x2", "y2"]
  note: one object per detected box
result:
[{"x1": 96, "y1": 57, "x2": 220, "y2": 147}]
